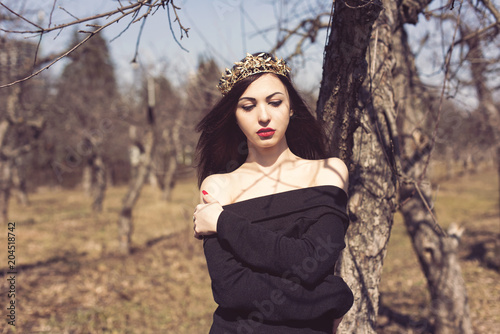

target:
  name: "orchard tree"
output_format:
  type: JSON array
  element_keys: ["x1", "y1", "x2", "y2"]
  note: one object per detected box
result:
[
  {"x1": 149, "y1": 73, "x2": 182, "y2": 201},
  {"x1": 118, "y1": 74, "x2": 158, "y2": 254},
  {"x1": 0, "y1": 37, "x2": 45, "y2": 224},
  {"x1": 55, "y1": 30, "x2": 120, "y2": 212}
]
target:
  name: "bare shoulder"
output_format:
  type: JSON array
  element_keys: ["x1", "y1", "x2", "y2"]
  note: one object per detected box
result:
[
  {"x1": 315, "y1": 157, "x2": 349, "y2": 193},
  {"x1": 199, "y1": 173, "x2": 232, "y2": 205}
]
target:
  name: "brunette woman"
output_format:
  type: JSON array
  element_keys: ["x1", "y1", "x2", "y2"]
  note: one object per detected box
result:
[{"x1": 193, "y1": 52, "x2": 353, "y2": 333}]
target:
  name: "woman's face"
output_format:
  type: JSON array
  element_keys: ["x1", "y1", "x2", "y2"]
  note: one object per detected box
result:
[{"x1": 235, "y1": 74, "x2": 293, "y2": 151}]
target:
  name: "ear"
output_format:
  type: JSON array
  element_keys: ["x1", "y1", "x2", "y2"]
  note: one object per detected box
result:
[{"x1": 289, "y1": 109, "x2": 294, "y2": 117}]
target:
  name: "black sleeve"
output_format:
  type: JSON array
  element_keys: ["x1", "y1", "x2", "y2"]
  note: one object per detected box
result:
[
  {"x1": 216, "y1": 209, "x2": 347, "y2": 286},
  {"x1": 203, "y1": 236, "x2": 353, "y2": 321}
]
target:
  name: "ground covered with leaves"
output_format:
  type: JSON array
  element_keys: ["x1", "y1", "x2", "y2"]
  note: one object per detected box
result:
[{"x1": 1, "y1": 168, "x2": 498, "y2": 333}]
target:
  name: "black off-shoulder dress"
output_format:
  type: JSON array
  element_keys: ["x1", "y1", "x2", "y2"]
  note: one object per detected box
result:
[{"x1": 203, "y1": 186, "x2": 353, "y2": 334}]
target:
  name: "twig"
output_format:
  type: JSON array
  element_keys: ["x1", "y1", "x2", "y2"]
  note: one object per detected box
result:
[
  {"x1": 452, "y1": 22, "x2": 499, "y2": 45},
  {"x1": 32, "y1": 33, "x2": 43, "y2": 71},
  {"x1": 420, "y1": 1, "x2": 464, "y2": 179},
  {"x1": 167, "y1": 3, "x2": 189, "y2": 52},
  {"x1": 2, "y1": 2, "x2": 142, "y2": 35},
  {"x1": 132, "y1": 16, "x2": 148, "y2": 63},
  {"x1": 58, "y1": 6, "x2": 79, "y2": 21},
  {"x1": 0, "y1": 5, "x2": 138, "y2": 88},
  {"x1": 0, "y1": 0, "x2": 190, "y2": 87},
  {"x1": 133, "y1": 4, "x2": 153, "y2": 24},
  {"x1": 480, "y1": 0, "x2": 500, "y2": 22},
  {"x1": 0, "y1": 2, "x2": 43, "y2": 30},
  {"x1": 271, "y1": 13, "x2": 330, "y2": 58},
  {"x1": 414, "y1": 182, "x2": 446, "y2": 236},
  {"x1": 170, "y1": 1, "x2": 190, "y2": 38},
  {"x1": 110, "y1": 8, "x2": 141, "y2": 43},
  {"x1": 48, "y1": 0, "x2": 57, "y2": 28}
]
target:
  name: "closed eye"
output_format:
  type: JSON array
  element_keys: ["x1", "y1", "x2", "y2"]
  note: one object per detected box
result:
[
  {"x1": 241, "y1": 105, "x2": 255, "y2": 111},
  {"x1": 269, "y1": 100, "x2": 282, "y2": 107}
]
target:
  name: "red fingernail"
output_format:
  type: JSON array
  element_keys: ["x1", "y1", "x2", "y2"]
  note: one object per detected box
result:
[{"x1": 202, "y1": 190, "x2": 208, "y2": 195}]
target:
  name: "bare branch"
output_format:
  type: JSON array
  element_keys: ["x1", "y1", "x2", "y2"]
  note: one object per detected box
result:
[
  {"x1": 0, "y1": 5, "x2": 139, "y2": 88},
  {"x1": 421, "y1": 1, "x2": 464, "y2": 179},
  {"x1": 0, "y1": 2, "x2": 43, "y2": 30},
  {"x1": 270, "y1": 12, "x2": 330, "y2": 59},
  {"x1": 167, "y1": 2, "x2": 188, "y2": 52},
  {"x1": 480, "y1": 0, "x2": 500, "y2": 23},
  {"x1": 0, "y1": 0, "x2": 190, "y2": 88},
  {"x1": 170, "y1": 1, "x2": 190, "y2": 39},
  {"x1": 48, "y1": 0, "x2": 57, "y2": 28},
  {"x1": 453, "y1": 21, "x2": 499, "y2": 45},
  {"x1": 1, "y1": 1, "x2": 142, "y2": 34},
  {"x1": 58, "y1": 6, "x2": 80, "y2": 21}
]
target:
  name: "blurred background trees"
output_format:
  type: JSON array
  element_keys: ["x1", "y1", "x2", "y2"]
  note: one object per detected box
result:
[
  {"x1": 0, "y1": 38, "x2": 45, "y2": 225},
  {"x1": 54, "y1": 30, "x2": 121, "y2": 212}
]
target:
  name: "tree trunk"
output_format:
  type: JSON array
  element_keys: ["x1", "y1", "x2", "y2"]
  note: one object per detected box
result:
[
  {"x1": 161, "y1": 128, "x2": 178, "y2": 201},
  {"x1": 317, "y1": 1, "x2": 389, "y2": 333},
  {"x1": 118, "y1": 123, "x2": 156, "y2": 254},
  {"x1": 317, "y1": 0, "x2": 382, "y2": 161},
  {"x1": 11, "y1": 159, "x2": 29, "y2": 206},
  {"x1": 0, "y1": 85, "x2": 44, "y2": 221},
  {"x1": 400, "y1": 185, "x2": 473, "y2": 334},
  {"x1": 0, "y1": 95, "x2": 14, "y2": 225},
  {"x1": 82, "y1": 161, "x2": 92, "y2": 195},
  {"x1": 161, "y1": 153, "x2": 177, "y2": 201},
  {"x1": 117, "y1": 77, "x2": 157, "y2": 254},
  {"x1": 393, "y1": 22, "x2": 473, "y2": 334},
  {"x1": 0, "y1": 159, "x2": 12, "y2": 225},
  {"x1": 91, "y1": 153, "x2": 106, "y2": 212}
]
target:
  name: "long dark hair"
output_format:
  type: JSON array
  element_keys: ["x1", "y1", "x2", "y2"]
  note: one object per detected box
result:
[{"x1": 195, "y1": 55, "x2": 326, "y2": 186}]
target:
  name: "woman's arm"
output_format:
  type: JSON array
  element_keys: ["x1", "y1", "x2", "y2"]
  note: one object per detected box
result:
[
  {"x1": 204, "y1": 236, "x2": 354, "y2": 322},
  {"x1": 216, "y1": 209, "x2": 347, "y2": 286},
  {"x1": 195, "y1": 169, "x2": 349, "y2": 286}
]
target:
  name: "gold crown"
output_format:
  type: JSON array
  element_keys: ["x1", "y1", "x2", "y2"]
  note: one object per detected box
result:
[{"x1": 217, "y1": 53, "x2": 291, "y2": 95}]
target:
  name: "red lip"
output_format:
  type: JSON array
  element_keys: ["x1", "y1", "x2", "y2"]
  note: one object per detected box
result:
[{"x1": 257, "y1": 128, "x2": 275, "y2": 137}]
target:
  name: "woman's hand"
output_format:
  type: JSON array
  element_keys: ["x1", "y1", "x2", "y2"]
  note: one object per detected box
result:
[
  {"x1": 193, "y1": 190, "x2": 224, "y2": 239},
  {"x1": 332, "y1": 316, "x2": 343, "y2": 334}
]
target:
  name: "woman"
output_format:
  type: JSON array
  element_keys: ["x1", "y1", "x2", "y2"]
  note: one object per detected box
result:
[{"x1": 193, "y1": 52, "x2": 353, "y2": 333}]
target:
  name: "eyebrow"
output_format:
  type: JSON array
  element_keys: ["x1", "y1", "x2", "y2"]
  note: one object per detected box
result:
[{"x1": 238, "y1": 92, "x2": 285, "y2": 102}]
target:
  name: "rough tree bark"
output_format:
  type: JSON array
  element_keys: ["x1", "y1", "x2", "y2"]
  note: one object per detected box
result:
[
  {"x1": 316, "y1": 1, "x2": 388, "y2": 333},
  {"x1": 316, "y1": 0, "x2": 472, "y2": 332},
  {"x1": 393, "y1": 22, "x2": 473, "y2": 334},
  {"x1": 117, "y1": 77, "x2": 157, "y2": 254}
]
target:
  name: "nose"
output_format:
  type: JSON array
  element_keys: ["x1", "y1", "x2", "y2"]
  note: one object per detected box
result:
[{"x1": 258, "y1": 104, "x2": 271, "y2": 124}]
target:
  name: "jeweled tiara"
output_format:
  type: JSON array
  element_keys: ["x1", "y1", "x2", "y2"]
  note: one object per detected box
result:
[{"x1": 217, "y1": 53, "x2": 291, "y2": 95}]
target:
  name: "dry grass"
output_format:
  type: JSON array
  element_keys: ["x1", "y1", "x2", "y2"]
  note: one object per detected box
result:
[
  {"x1": 1, "y1": 168, "x2": 498, "y2": 333},
  {"x1": 2, "y1": 180, "x2": 216, "y2": 333}
]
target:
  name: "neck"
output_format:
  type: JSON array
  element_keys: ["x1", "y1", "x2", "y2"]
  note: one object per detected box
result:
[{"x1": 245, "y1": 140, "x2": 297, "y2": 169}]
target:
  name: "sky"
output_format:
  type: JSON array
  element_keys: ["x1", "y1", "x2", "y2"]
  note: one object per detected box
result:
[{"x1": 5, "y1": 0, "x2": 330, "y2": 91}]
